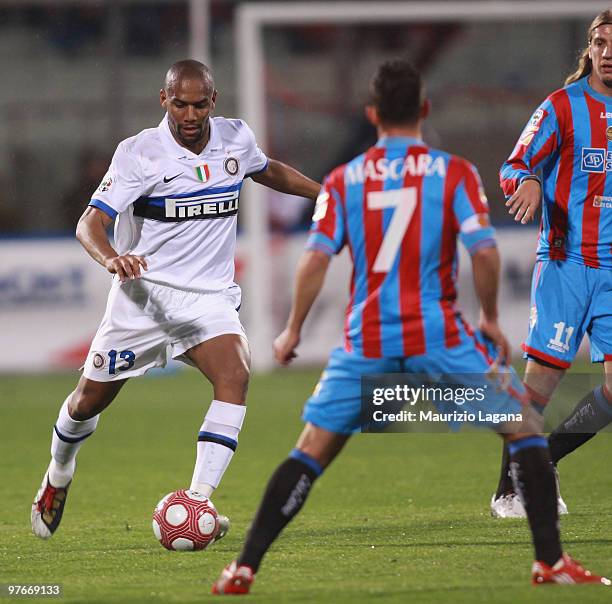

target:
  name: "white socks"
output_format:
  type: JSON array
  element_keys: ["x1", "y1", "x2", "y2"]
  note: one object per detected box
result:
[
  {"x1": 190, "y1": 400, "x2": 247, "y2": 497},
  {"x1": 49, "y1": 395, "x2": 99, "y2": 487}
]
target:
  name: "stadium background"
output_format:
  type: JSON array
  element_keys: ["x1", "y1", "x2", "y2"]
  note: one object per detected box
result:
[
  {"x1": 1, "y1": 2, "x2": 611, "y2": 603},
  {"x1": 1, "y1": 0, "x2": 607, "y2": 371}
]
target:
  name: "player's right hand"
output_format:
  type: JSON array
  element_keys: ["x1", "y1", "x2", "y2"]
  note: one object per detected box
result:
[
  {"x1": 505, "y1": 178, "x2": 541, "y2": 224},
  {"x1": 479, "y1": 314, "x2": 511, "y2": 368},
  {"x1": 104, "y1": 254, "x2": 148, "y2": 282},
  {"x1": 273, "y1": 327, "x2": 300, "y2": 365}
]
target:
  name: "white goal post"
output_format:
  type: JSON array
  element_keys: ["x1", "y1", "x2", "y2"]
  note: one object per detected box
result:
[{"x1": 235, "y1": 1, "x2": 610, "y2": 371}]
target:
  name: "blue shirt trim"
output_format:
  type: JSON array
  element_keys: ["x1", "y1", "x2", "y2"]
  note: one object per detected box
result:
[
  {"x1": 246, "y1": 159, "x2": 269, "y2": 178},
  {"x1": 89, "y1": 199, "x2": 118, "y2": 219}
]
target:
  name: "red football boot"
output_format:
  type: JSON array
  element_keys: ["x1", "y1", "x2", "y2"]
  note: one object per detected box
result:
[
  {"x1": 532, "y1": 553, "x2": 611, "y2": 585},
  {"x1": 212, "y1": 561, "x2": 255, "y2": 595}
]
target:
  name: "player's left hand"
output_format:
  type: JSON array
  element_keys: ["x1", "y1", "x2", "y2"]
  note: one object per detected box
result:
[
  {"x1": 478, "y1": 314, "x2": 511, "y2": 367},
  {"x1": 505, "y1": 178, "x2": 541, "y2": 224},
  {"x1": 273, "y1": 328, "x2": 300, "y2": 365}
]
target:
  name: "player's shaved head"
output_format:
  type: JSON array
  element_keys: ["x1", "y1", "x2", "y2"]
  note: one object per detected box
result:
[
  {"x1": 164, "y1": 59, "x2": 214, "y2": 95},
  {"x1": 160, "y1": 60, "x2": 218, "y2": 154}
]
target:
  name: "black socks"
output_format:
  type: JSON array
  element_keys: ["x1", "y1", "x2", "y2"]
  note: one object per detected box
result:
[
  {"x1": 237, "y1": 450, "x2": 322, "y2": 572},
  {"x1": 508, "y1": 436, "x2": 562, "y2": 566}
]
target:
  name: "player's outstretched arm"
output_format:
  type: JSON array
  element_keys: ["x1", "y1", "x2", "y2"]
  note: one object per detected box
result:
[
  {"x1": 76, "y1": 206, "x2": 148, "y2": 282},
  {"x1": 274, "y1": 249, "x2": 331, "y2": 365},
  {"x1": 251, "y1": 158, "x2": 320, "y2": 200},
  {"x1": 505, "y1": 178, "x2": 542, "y2": 224},
  {"x1": 471, "y1": 245, "x2": 511, "y2": 365}
]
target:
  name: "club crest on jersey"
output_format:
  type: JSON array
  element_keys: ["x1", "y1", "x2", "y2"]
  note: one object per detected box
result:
[
  {"x1": 223, "y1": 156, "x2": 240, "y2": 176},
  {"x1": 606, "y1": 126, "x2": 612, "y2": 141},
  {"x1": 195, "y1": 164, "x2": 210, "y2": 182}
]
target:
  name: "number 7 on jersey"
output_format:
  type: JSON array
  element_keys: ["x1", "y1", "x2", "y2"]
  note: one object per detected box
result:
[{"x1": 367, "y1": 187, "x2": 418, "y2": 273}]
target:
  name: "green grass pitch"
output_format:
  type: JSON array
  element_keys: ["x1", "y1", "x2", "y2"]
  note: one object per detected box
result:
[{"x1": 1, "y1": 368, "x2": 610, "y2": 603}]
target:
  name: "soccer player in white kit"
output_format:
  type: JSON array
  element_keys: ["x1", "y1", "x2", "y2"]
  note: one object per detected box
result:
[{"x1": 31, "y1": 60, "x2": 320, "y2": 540}]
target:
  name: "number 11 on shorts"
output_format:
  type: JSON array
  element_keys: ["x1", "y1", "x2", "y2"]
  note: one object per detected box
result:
[{"x1": 550, "y1": 321, "x2": 574, "y2": 352}]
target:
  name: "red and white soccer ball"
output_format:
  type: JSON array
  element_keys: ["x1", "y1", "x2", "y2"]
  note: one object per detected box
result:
[{"x1": 152, "y1": 489, "x2": 219, "y2": 551}]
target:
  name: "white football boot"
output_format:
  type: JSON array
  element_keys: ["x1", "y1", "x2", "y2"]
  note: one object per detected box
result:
[{"x1": 490, "y1": 467, "x2": 568, "y2": 518}]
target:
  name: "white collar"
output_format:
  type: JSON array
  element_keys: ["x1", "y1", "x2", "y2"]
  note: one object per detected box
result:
[{"x1": 158, "y1": 114, "x2": 222, "y2": 159}]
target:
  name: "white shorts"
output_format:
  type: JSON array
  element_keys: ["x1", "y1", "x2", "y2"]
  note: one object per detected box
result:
[{"x1": 83, "y1": 279, "x2": 245, "y2": 381}]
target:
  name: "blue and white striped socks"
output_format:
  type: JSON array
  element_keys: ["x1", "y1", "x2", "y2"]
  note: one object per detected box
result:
[
  {"x1": 190, "y1": 400, "x2": 246, "y2": 497},
  {"x1": 49, "y1": 395, "x2": 99, "y2": 487}
]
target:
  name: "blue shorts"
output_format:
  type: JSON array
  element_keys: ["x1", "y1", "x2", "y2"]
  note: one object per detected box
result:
[
  {"x1": 523, "y1": 260, "x2": 612, "y2": 369},
  {"x1": 303, "y1": 324, "x2": 525, "y2": 435}
]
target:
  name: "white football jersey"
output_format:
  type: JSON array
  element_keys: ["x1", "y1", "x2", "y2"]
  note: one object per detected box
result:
[{"x1": 90, "y1": 115, "x2": 268, "y2": 292}]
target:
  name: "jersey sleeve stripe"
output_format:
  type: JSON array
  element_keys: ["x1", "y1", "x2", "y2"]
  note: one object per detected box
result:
[
  {"x1": 499, "y1": 101, "x2": 558, "y2": 197},
  {"x1": 304, "y1": 234, "x2": 337, "y2": 256},
  {"x1": 529, "y1": 131, "x2": 557, "y2": 170},
  {"x1": 467, "y1": 237, "x2": 497, "y2": 254},
  {"x1": 89, "y1": 199, "x2": 118, "y2": 219}
]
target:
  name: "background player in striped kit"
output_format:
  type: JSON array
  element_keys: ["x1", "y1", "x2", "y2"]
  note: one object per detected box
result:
[
  {"x1": 31, "y1": 60, "x2": 320, "y2": 540},
  {"x1": 491, "y1": 10, "x2": 612, "y2": 519},
  {"x1": 212, "y1": 59, "x2": 609, "y2": 594}
]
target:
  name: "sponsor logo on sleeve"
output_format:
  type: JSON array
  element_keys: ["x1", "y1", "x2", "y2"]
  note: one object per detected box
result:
[
  {"x1": 519, "y1": 108, "x2": 546, "y2": 146},
  {"x1": 312, "y1": 192, "x2": 330, "y2": 222},
  {"x1": 96, "y1": 173, "x2": 113, "y2": 193}
]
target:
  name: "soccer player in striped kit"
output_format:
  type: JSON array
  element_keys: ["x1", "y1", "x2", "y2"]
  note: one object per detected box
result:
[
  {"x1": 491, "y1": 10, "x2": 612, "y2": 519},
  {"x1": 212, "y1": 59, "x2": 609, "y2": 594},
  {"x1": 31, "y1": 60, "x2": 320, "y2": 541}
]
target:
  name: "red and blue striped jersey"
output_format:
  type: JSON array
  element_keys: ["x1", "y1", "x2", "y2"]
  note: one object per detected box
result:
[
  {"x1": 306, "y1": 136, "x2": 496, "y2": 358},
  {"x1": 500, "y1": 77, "x2": 612, "y2": 269}
]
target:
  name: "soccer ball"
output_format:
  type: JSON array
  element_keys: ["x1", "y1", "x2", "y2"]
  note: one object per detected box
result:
[{"x1": 152, "y1": 489, "x2": 219, "y2": 551}]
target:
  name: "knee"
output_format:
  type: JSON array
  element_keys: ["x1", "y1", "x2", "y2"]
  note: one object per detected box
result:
[
  {"x1": 213, "y1": 363, "x2": 250, "y2": 402},
  {"x1": 218, "y1": 363, "x2": 251, "y2": 391},
  {"x1": 67, "y1": 390, "x2": 96, "y2": 421},
  {"x1": 68, "y1": 386, "x2": 110, "y2": 421}
]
